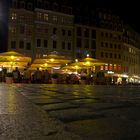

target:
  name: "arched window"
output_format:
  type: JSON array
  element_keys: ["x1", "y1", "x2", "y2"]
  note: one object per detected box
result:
[
  {"x1": 12, "y1": 0, "x2": 17, "y2": 8},
  {"x1": 44, "y1": 1, "x2": 50, "y2": 9},
  {"x1": 20, "y1": 1, "x2": 25, "y2": 8},
  {"x1": 53, "y1": 3, "x2": 59, "y2": 11},
  {"x1": 37, "y1": 0, "x2": 42, "y2": 8}
]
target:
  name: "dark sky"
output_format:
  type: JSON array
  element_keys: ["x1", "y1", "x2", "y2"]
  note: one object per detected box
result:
[{"x1": 84, "y1": 0, "x2": 140, "y2": 33}]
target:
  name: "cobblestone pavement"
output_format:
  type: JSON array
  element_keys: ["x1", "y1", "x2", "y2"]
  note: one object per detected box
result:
[{"x1": 1, "y1": 84, "x2": 140, "y2": 140}]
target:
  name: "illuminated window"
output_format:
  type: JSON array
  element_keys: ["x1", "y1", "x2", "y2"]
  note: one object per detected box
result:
[
  {"x1": 109, "y1": 64, "x2": 112, "y2": 70},
  {"x1": 11, "y1": 13, "x2": 17, "y2": 20},
  {"x1": 118, "y1": 65, "x2": 121, "y2": 71},
  {"x1": 100, "y1": 65, "x2": 104, "y2": 70},
  {"x1": 53, "y1": 16, "x2": 57, "y2": 21},
  {"x1": 105, "y1": 64, "x2": 108, "y2": 70},
  {"x1": 44, "y1": 14, "x2": 48, "y2": 21},
  {"x1": 37, "y1": 12, "x2": 42, "y2": 19},
  {"x1": 129, "y1": 47, "x2": 131, "y2": 53},
  {"x1": 11, "y1": 27, "x2": 16, "y2": 33},
  {"x1": 93, "y1": 66, "x2": 95, "y2": 72},
  {"x1": 114, "y1": 64, "x2": 117, "y2": 70}
]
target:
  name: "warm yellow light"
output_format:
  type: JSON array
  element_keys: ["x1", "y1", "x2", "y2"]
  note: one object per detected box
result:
[
  {"x1": 87, "y1": 54, "x2": 89, "y2": 57},
  {"x1": 75, "y1": 65, "x2": 78, "y2": 68},
  {"x1": 44, "y1": 63, "x2": 48, "y2": 66},
  {"x1": 11, "y1": 56, "x2": 14, "y2": 60},
  {"x1": 50, "y1": 58, "x2": 54, "y2": 62},
  {"x1": 85, "y1": 61, "x2": 90, "y2": 65},
  {"x1": 66, "y1": 63, "x2": 68, "y2": 66},
  {"x1": 75, "y1": 59, "x2": 78, "y2": 62}
]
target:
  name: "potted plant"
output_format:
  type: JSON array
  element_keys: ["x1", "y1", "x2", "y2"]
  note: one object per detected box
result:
[
  {"x1": 6, "y1": 72, "x2": 13, "y2": 84},
  {"x1": 51, "y1": 73, "x2": 59, "y2": 84}
]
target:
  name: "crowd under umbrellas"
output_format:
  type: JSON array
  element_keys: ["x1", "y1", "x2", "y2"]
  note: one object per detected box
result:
[{"x1": 0, "y1": 51, "x2": 107, "y2": 84}]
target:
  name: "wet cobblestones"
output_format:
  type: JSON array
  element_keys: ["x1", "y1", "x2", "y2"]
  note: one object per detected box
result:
[{"x1": 1, "y1": 84, "x2": 140, "y2": 139}]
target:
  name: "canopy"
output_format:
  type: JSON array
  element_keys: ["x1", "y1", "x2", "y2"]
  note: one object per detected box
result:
[
  {"x1": 30, "y1": 54, "x2": 72, "y2": 71},
  {"x1": 0, "y1": 51, "x2": 31, "y2": 69}
]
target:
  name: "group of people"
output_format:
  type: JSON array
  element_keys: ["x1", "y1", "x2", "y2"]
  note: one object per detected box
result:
[{"x1": 0, "y1": 67, "x2": 50, "y2": 83}]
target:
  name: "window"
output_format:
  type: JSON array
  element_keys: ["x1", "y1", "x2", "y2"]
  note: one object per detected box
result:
[
  {"x1": 19, "y1": 41, "x2": 24, "y2": 49},
  {"x1": 27, "y1": 3, "x2": 32, "y2": 10},
  {"x1": 105, "y1": 52, "x2": 108, "y2": 58},
  {"x1": 110, "y1": 43, "x2": 113, "y2": 48},
  {"x1": 20, "y1": 26, "x2": 25, "y2": 34},
  {"x1": 20, "y1": 1, "x2": 25, "y2": 8},
  {"x1": 37, "y1": 39, "x2": 41, "y2": 47},
  {"x1": 114, "y1": 44, "x2": 117, "y2": 49},
  {"x1": 77, "y1": 38, "x2": 82, "y2": 48},
  {"x1": 37, "y1": 0, "x2": 42, "y2": 8},
  {"x1": 118, "y1": 54, "x2": 121, "y2": 59},
  {"x1": 114, "y1": 53, "x2": 117, "y2": 59},
  {"x1": 105, "y1": 42, "x2": 108, "y2": 47},
  {"x1": 105, "y1": 64, "x2": 108, "y2": 70},
  {"x1": 11, "y1": 13, "x2": 17, "y2": 20},
  {"x1": 92, "y1": 30, "x2": 96, "y2": 39},
  {"x1": 12, "y1": 0, "x2": 17, "y2": 8},
  {"x1": 84, "y1": 39, "x2": 89, "y2": 48},
  {"x1": 26, "y1": 43, "x2": 31, "y2": 50},
  {"x1": 53, "y1": 28, "x2": 57, "y2": 34},
  {"x1": 68, "y1": 30, "x2": 71, "y2": 36},
  {"x1": 101, "y1": 32, "x2": 104, "y2": 37},
  {"x1": 91, "y1": 51, "x2": 96, "y2": 58},
  {"x1": 68, "y1": 42, "x2": 71, "y2": 50},
  {"x1": 110, "y1": 53, "x2": 112, "y2": 58},
  {"x1": 53, "y1": 16, "x2": 57, "y2": 22},
  {"x1": 101, "y1": 52, "x2": 104, "y2": 57},
  {"x1": 110, "y1": 33, "x2": 112, "y2": 38},
  {"x1": 114, "y1": 64, "x2": 117, "y2": 71},
  {"x1": 44, "y1": 14, "x2": 48, "y2": 21},
  {"x1": 11, "y1": 27, "x2": 16, "y2": 33},
  {"x1": 91, "y1": 40, "x2": 96, "y2": 49},
  {"x1": 62, "y1": 42, "x2": 65, "y2": 49},
  {"x1": 77, "y1": 27, "x2": 82, "y2": 36},
  {"x1": 11, "y1": 41, "x2": 16, "y2": 49},
  {"x1": 109, "y1": 64, "x2": 112, "y2": 70},
  {"x1": 101, "y1": 42, "x2": 104, "y2": 47},
  {"x1": 62, "y1": 29, "x2": 65, "y2": 36},
  {"x1": 44, "y1": 40, "x2": 48, "y2": 48},
  {"x1": 44, "y1": 1, "x2": 49, "y2": 9},
  {"x1": 37, "y1": 12, "x2": 42, "y2": 19},
  {"x1": 105, "y1": 33, "x2": 108, "y2": 38},
  {"x1": 84, "y1": 28, "x2": 89, "y2": 37},
  {"x1": 53, "y1": 41, "x2": 57, "y2": 48},
  {"x1": 118, "y1": 44, "x2": 121, "y2": 49}
]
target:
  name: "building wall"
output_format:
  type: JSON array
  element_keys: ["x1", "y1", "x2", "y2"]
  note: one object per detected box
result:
[
  {"x1": 74, "y1": 24, "x2": 97, "y2": 59},
  {"x1": 8, "y1": 8, "x2": 34, "y2": 57},
  {"x1": 7, "y1": 0, "x2": 140, "y2": 79},
  {"x1": 8, "y1": 0, "x2": 74, "y2": 60}
]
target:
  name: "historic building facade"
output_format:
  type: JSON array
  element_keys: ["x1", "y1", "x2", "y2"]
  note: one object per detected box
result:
[
  {"x1": 7, "y1": 0, "x2": 140, "y2": 83},
  {"x1": 8, "y1": 0, "x2": 74, "y2": 59}
]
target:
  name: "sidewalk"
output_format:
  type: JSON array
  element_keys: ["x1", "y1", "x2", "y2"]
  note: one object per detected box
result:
[{"x1": 0, "y1": 84, "x2": 82, "y2": 140}]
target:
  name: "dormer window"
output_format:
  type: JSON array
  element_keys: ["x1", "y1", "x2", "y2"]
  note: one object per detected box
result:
[
  {"x1": 53, "y1": 3, "x2": 58, "y2": 11},
  {"x1": 12, "y1": 0, "x2": 17, "y2": 8},
  {"x1": 37, "y1": 0, "x2": 42, "y2": 8},
  {"x1": 20, "y1": 1, "x2": 25, "y2": 8},
  {"x1": 27, "y1": 3, "x2": 33, "y2": 10},
  {"x1": 44, "y1": 1, "x2": 50, "y2": 9}
]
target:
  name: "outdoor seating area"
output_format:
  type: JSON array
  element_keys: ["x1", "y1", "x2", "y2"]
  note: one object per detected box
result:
[{"x1": 0, "y1": 51, "x2": 139, "y2": 85}]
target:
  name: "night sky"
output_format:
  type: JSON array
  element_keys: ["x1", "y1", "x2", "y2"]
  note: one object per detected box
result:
[{"x1": 84, "y1": 0, "x2": 140, "y2": 33}]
